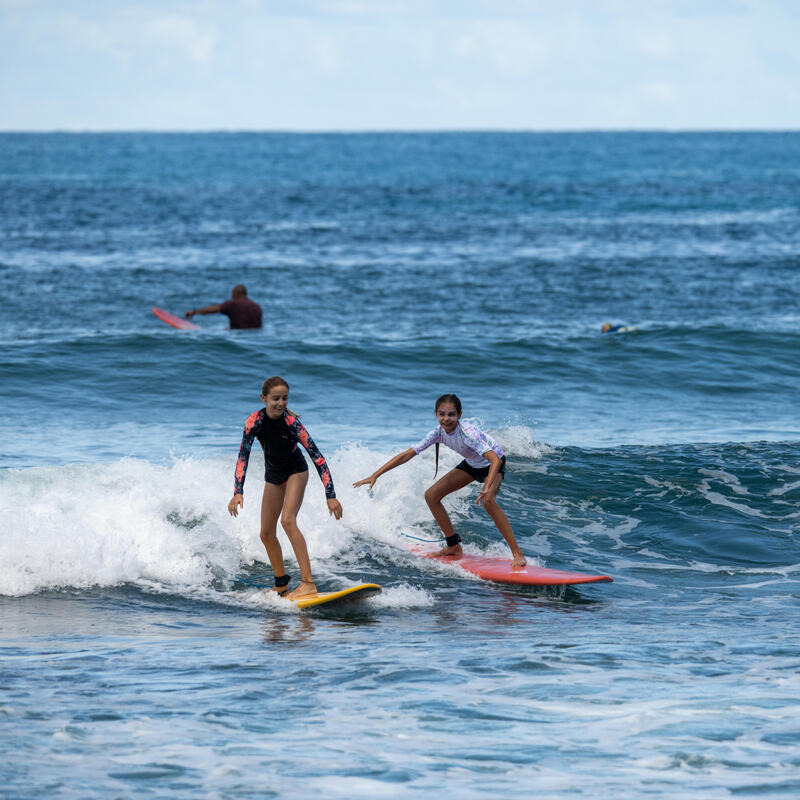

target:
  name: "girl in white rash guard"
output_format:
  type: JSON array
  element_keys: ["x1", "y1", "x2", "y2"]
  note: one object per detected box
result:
[{"x1": 354, "y1": 393, "x2": 526, "y2": 567}]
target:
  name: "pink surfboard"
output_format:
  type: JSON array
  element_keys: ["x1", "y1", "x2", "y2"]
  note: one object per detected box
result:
[
  {"x1": 413, "y1": 548, "x2": 613, "y2": 586},
  {"x1": 152, "y1": 307, "x2": 201, "y2": 330}
]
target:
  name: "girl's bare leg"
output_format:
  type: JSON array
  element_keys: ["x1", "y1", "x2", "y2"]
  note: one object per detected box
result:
[
  {"x1": 279, "y1": 470, "x2": 317, "y2": 599},
  {"x1": 424, "y1": 469, "x2": 473, "y2": 555},
  {"x1": 482, "y1": 474, "x2": 526, "y2": 567},
  {"x1": 260, "y1": 481, "x2": 289, "y2": 591}
]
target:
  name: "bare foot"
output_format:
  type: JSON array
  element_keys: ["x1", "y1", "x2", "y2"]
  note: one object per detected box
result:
[
  {"x1": 287, "y1": 580, "x2": 317, "y2": 600},
  {"x1": 436, "y1": 544, "x2": 463, "y2": 558},
  {"x1": 266, "y1": 585, "x2": 289, "y2": 597},
  {"x1": 511, "y1": 553, "x2": 527, "y2": 568}
]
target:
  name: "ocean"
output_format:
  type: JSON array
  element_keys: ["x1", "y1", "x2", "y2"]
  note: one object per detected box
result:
[{"x1": 1, "y1": 131, "x2": 799, "y2": 798}]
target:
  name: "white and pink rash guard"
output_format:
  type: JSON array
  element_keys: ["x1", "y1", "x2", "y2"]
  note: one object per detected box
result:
[{"x1": 412, "y1": 421, "x2": 504, "y2": 469}]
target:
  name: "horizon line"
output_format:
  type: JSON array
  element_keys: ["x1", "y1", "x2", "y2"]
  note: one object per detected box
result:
[{"x1": 2, "y1": 127, "x2": 799, "y2": 135}]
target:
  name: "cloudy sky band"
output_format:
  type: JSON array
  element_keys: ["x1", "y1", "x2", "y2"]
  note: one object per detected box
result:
[{"x1": 2, "y1": 0, "x2": 799, "y2": 130}]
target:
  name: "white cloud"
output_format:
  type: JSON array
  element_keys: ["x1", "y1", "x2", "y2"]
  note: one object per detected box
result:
[
  {"x1": 452, "y1": 34, "x2": 477, "y2": 60},
  {"x1": 58, "y1": 9, "x2": 216, "y2": 66},
  {"x1": 481, "y1": 21, "x2": 549, "y2": 77},
  {"x1": 641, "y1": 81, "x2": 679, "y2": 104},
  {"x1": 146, "y1": 14, "x2": 216, "y2": 65},
  {"x1": 633, "y1": 29, "x2": 676, "y2": 59},
  {"x1": 306, "y1": 31, "x2": 345, "y2": 76}
]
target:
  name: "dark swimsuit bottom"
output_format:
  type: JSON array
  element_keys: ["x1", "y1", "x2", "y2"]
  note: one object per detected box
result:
[
  {"x1": 264, "y1": 449, "x2": 308, "y2": 485},
  {"x1": 454, "y1": 455, "x2": 506, "y2": 483}
]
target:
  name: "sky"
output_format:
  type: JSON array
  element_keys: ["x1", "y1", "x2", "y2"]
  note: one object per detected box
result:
[{"x1": 1, "y1": 0, "x2": 799, "y2": 131}]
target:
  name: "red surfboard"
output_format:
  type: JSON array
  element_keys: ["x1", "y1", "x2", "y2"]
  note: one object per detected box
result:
[
  {"x1": 412, "y1": 548, "x2": 612, "y2": 587},
  {"x1": 152, "y1": 307, "x2": 201, "y2": 330}
]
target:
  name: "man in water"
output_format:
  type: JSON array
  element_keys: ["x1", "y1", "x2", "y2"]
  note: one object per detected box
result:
[
  {"x1": 601, "y1": 322, "x2": 636, "y2": 334},
  {"x1": 186, "y1": 284, "x2": 262, "y2": 329}
]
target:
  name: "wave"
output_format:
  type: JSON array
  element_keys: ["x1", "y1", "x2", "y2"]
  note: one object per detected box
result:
[
  {"x1": 0, "y1": 431, "x2": 550, "y2": 598},
  {"x1": 1, "y1": 436, "x2": 797, "y2": 599},
  {"x1": 520, "y1": 440, "x2": 800, "y2": 581}
]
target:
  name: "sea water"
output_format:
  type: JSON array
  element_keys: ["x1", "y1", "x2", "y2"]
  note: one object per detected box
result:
[{"x1": 1, "y1": 132, "x2": 799, "y2": 798}]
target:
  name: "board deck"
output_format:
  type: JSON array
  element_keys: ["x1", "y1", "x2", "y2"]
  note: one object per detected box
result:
[
  {"x1": 413, "y1": 548, "x2": 612, "y2": 586},
  {"x1": 291, "y1": 583, "x2": 382, "y2": 609},
  {"x1": 152, "y1": 306, "x2": 201, "y2": 330}
]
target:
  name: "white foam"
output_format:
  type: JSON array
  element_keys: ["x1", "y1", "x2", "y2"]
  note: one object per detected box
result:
[
  {"x1": 698, "y1": 468, "x2": 749, "y2": 495},
  {"x1": 768, "y1": 479, "x2": 800, "y2": 497},
  {"x1": 366, "y1": 583, "x2": 434, "y2": 609},
  {"x1": 491, "y1": 425, "x2": 555, "y2": 461},
  {"x1": 145, "y1": 581, "x2": 434, "y2": 613},
  {"x1": 0, "y1": 456, "x2": 244, "y2": 597},
  {"x1": 697, "y1": 481, "x2": 768, "y2": 519},
  {"x1": 0, "y1": 440, "x2": 498, "y2": 598}
]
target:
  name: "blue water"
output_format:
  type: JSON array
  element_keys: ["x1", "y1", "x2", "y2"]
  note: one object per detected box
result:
[{"x1": 2, "y1": 132, "x2": 800, "y2": 799}]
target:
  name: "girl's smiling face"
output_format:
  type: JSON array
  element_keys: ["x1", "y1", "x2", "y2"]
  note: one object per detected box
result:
[
  {"x1": 261, "y1": 385, "x2": 289, "y2": 419},
  {"x1": 436, "y1": 402, "x2": 461, "y2": 433}
]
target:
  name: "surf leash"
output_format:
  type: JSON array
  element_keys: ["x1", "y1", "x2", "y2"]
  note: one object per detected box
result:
[{"x1": 399, "y1": 531, "x2": 445, "y2": 543}]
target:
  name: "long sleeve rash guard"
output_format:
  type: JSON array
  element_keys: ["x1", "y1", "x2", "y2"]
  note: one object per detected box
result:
[{"x1": 233, "y1": 409, "x2": 336, "y2": 498}]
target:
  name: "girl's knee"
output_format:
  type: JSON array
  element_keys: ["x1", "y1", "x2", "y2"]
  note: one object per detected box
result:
[
  {"x1": 259, "y1": 528, "x2": 277, "y2": 545},
  {"x1": 280, "y1": 513, "x2": 298, "y2": 533},
  {"x1": 424, "y1": 487, "x2": 442, "y2": 506}
]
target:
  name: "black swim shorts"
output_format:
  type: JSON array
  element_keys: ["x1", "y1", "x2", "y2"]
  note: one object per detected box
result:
[
  {"x1": 454, "y1": 455, "x2": 506, "y2": 483},
  {"x1": 264, "y1": 449, "x2": 309, "y2": 486}
]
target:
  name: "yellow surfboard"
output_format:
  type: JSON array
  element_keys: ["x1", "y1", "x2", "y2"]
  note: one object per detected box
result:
[{"x1": 291, "y1": 583, "x2": 382, "y2": 609}]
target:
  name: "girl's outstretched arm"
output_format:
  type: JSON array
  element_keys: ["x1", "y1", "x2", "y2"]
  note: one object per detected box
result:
[{"x1": 353, "y1": 448, "x2": 417, "y2": 490}]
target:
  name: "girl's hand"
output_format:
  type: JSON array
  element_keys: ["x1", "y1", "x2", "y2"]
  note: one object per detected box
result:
[
  {"x1": 476, "y1": 484, "x2": 496, "y2": 506},
  {"x1": 327, "y1": 498, "x2": 343, "y2": 520},
  {"x1": 228, "y1": 494, "x2": 244, "y2": 517},
  {"x1": 352, "y1": 475, "x2": 377, "y2": 490}
]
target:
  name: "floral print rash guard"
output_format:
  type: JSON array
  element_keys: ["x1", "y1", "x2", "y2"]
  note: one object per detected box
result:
[{"x1": 233, "y1": 409, "x2": 336, "y2": 498}]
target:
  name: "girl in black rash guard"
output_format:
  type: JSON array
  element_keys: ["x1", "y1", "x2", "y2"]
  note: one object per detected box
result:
[{"x1": 228, "y1": 376, "x2": 343, "y2": 600}]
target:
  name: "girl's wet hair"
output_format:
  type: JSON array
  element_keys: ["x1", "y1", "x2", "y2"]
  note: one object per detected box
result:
[
  {"x1": 433, "y1": 394, "x2": 462, "y2": 478},
  {"x1": 261, "y1": 376, "x2": 298, "y2": 418},
  {"x1": 435, "y1": 393, "x2": 462, "y2": 415},
  {"x1": 262, "y1": 376, "x2": 289, "y2": 396}
]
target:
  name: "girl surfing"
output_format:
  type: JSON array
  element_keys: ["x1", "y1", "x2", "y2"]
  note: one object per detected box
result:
[
  {"x1": 353, "y1": 394, "x2": 525, "y2": 567},
  {"x1": 228, "y1": 376, "x2": 343, "y2": 600}
]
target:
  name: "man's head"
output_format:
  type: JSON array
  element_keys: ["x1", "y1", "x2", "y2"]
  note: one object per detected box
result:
[{"x1": 232, "y1": 284, "x2": 248, "y2": 298}]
